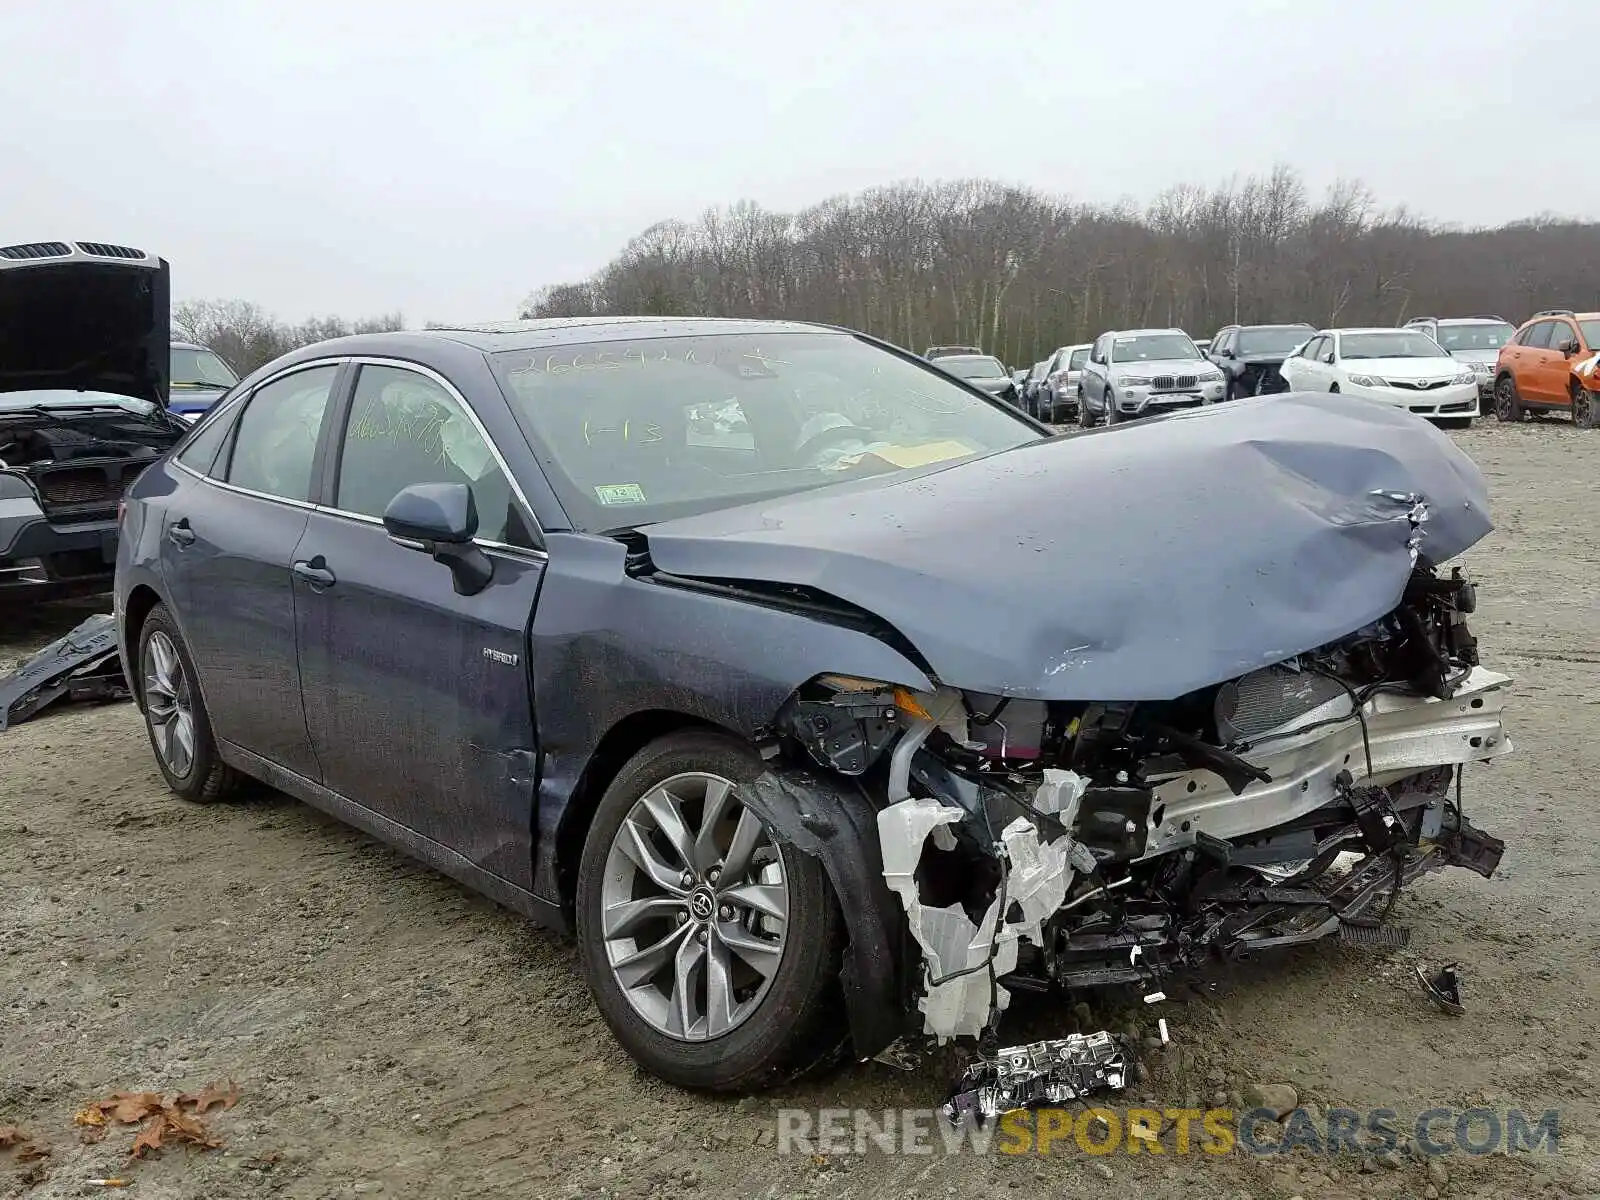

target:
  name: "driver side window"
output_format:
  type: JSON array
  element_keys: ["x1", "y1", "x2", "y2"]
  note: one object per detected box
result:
[{"x1": 333, "y1": 364, "x2": 534, "y2": 548}]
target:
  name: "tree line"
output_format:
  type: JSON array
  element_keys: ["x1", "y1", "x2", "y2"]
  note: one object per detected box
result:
[
  {"x1": 519, "y1": 166, "x2": 1600, "y2": 367},
  {"x1": 172, "y1": 299, "x2": 406, "y2": 376}
]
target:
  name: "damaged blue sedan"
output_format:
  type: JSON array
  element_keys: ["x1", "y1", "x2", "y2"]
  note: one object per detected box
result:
[{"x1": 114, "y1": 317, "x2": 1511, "y2": 1092}]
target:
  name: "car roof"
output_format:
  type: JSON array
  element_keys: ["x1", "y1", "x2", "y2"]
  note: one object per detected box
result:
[
  {"x1": 1429, "y1": 317, "x2": 1512, "y2": 326},
  {"x1": 415, "y1": 315, "x2": 835, "y2": 352},
  {"x1": 1108, "y1": 328, "x2": 1188, "y2": 338},
  {"x1": 1323, "y1": 327, "x2": 1415, "y2": 335},
  {"x1": 171, "y1": 340, "x2": 209, "y2": 351}
]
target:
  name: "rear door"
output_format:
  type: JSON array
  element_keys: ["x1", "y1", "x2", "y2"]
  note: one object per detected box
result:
[
  {"x1": 292, "y1": 360, "x2": 548, "y2": 890},
  {"x1": 161, "y1": 361, "x2": 346, "y2": 780}
]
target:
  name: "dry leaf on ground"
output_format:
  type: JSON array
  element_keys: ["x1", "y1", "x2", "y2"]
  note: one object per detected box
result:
[
  {"x1": 91, "y1": 1092, "x2": 166, "y2": 1125},
  {"x1": 0, "y1": 1125, "x2": 50, "y2": 1161},
  {"x1": 177, "y1": 1080, "x2": 241, "y2": 1114},
  {"x1": 78, "y1": 1082, "x2": 243, "y2": 1161}
]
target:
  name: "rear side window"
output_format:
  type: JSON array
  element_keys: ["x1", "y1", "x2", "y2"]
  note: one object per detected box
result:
[
  {"x1": 224, "y1": 365, "x2": 340, "y2": 502},
  {"x1": 333, "y1": 364, "x2": 532, "y2": 548},
  {"x1": 174, "y1": 404, "x2": 240, "y2": 476}
]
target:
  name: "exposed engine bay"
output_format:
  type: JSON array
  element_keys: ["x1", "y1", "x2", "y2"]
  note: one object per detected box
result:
[
  {"x1": 771, "y1": 558, "x2": 1510, "y2": 1044},
  {"x1": 1227, "y1": 359, "x2": 1291, "y2": 397},
  {"x1": 0, "y1": 408, "x2": 178, "y2": 521}
]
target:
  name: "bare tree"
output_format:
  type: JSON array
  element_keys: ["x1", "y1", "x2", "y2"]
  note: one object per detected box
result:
[{"x1": 520, "y1": 167, "x2": 1600, "y2": 366}]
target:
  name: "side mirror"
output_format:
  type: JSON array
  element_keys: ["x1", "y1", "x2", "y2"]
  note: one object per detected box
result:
[
  {"x1": 1560, "y1": 339, "x2": 1579, "y2": 356},
  {"x1": 1322, "y1": 353, "x2": 1335, "y2": 365},
  {"x1": 1221, "y1": 348, "x2": 1236, "y2": 359},
  {"x1": 383, "y1": 482, "x2": 494, "y2": 596}
]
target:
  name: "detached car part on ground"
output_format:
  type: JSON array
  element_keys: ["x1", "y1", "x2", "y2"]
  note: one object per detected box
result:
[
  {"x1": 0, "y1": 241, "x2": 188, "y2": 600},
  {"x1": 115, "y1": 316, "x2": 1508, "y2": 1094}
]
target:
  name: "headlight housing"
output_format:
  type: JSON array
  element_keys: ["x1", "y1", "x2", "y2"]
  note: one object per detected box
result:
[
  {"x1": 1196, "y1": 369, "x2": 1223, "y2": 383},
  {"x1": 1451, "y1": 372, "x2": 1476, "y2": 386},
  {"x1": 1118, "y1": 375, "x2": 1152, "y2": 387},
  {"x1": 1347, "y1": 373, "x2": 1382, "y2": 388}
]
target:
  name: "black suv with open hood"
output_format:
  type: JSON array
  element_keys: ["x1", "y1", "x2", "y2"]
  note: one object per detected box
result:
[{"x1": 0, "y1": 241, "x2": 188, "y2": 600}]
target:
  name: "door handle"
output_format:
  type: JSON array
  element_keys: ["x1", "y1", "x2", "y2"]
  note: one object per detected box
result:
[
  {"x1": 167, "y1": 518, "x2": 196, "y2": 548},
  {"x1": 292, "y1": 557, "x2": 336, "y2": 589}
]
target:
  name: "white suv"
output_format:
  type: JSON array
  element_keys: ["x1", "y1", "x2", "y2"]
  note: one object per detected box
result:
[{"x1": 1076, "y1": 328, "x2": 1224, "y2": 426}]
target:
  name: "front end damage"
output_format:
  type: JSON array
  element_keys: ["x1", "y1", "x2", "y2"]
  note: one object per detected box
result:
[{"x1": 757, "y1": 558, "x2": 1509, "y2": 1053}]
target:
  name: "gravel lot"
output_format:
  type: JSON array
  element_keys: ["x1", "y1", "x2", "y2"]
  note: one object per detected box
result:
[{"x1": 2, "y1": 423, "x2": 1597, "y2": 1199}]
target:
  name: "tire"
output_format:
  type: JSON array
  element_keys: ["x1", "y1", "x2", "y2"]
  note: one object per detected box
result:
[
  {"x1": 1494, "y1": 374, "x2": 1523, "y2": 423},
  {"x1": 137, "y1": 604, "x2": 234, "y2": 803},
  {"x1": 1076, "y1": 387, "x2": 1095, "y2": 428},
  {"x1": 576, "y1": 730, "x2": 845, "y2": 1092},
  {"x1": 1104, "y1": 392, "x2": 1122, "y2": 425},
  {"x1": 1328, "y1": 383, "x2": 1340, "y2": 394},
  {"x1": 1571, "y1": 383, "x2": 1598, "y2": 428}
]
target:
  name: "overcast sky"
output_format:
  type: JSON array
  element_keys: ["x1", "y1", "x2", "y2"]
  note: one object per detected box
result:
[{"x1": 4, "y1": 0, "x2": 1594, "y2": 324}]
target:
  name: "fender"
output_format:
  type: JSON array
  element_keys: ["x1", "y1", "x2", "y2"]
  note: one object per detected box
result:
[{"x1": 743, "y1": 766, "x2": 908, "y2": 1060}]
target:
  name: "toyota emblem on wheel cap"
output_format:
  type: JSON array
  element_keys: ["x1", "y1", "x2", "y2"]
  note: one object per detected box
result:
[{"x1": 689, "y1": 888, "x2": 716, "y2": 920}]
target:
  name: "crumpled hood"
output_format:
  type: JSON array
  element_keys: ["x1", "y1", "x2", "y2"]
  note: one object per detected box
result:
[
  {"x1": 640, "y1": 393, "x2": 1493, "y2": 702},
  {"x1": 0, "y1": 242, "x2": 170, "y2": 406}
]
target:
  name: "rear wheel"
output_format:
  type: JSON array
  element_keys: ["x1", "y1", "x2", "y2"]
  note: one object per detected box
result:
[
  {"x1": 138, "y1": 605, "x2": 234, "y2": 803},
  {"x1": 1076, "y1": 388, "x2": 1094, "y2": 428},
  {"x1": 576, "y1": 730, "x2": 845, "y2": 1091},
  {"x1": 1494, "y1": 375, "x2": 1524, "y2": 422}
]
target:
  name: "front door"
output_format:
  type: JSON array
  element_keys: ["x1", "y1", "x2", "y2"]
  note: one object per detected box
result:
[
  {"x1": 161, "y1": 362, "x2": 344, "y2": 780},
  {"x1": 292, "y1": 361, "x2": 547, "y2": 889}
]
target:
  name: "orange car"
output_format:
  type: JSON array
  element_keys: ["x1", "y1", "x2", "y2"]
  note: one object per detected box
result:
[{"x1": 1492, "y1": 308, "x2": 1600, "y2": 427}]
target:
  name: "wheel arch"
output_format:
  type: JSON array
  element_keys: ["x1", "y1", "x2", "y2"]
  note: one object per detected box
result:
[
  {"x1": 552, "y1": 707, "x2": 733, "y2": 914},
  {"x1": 121, "y1": 583, "x2": 166, "y2": 708}
]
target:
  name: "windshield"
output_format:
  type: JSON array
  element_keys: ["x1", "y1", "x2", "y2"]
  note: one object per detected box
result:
[
  {"x1": 171, "y1": 346, "x2": 239, "y2": 388},
  {"x1": 937, "y1": 355, "x2": 1006, "y2": 380},
  {"x1": 1238, "y1": 327, "x2": 1313, "y2": 355},
  {"x1": 1434, "y1": 323, "x2": 1515, "y2": 353},
  {"x1": 1580, "y1": 320, "x2": 1600, "y2": 348},
  {"x1": 0, "y1": 389, "x2": 156, "y2": 414},
  {"x1": 492, "y1": 332, "x2": 1041, "y2": 530},
  {"x1": 1111, "y1": 334, "x2": 1200, "y2": 362},
  {"x1": 1068, "y1": 348, "x2": 1089, "y2": 368},
  {"x1": 1339, "y1": 331, "x2": 1447, "y2": 361}
]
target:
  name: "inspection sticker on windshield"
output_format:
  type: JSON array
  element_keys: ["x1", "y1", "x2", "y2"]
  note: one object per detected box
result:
[{"x1": 595, "y1": 483, "x2": 647, "y2": 506}]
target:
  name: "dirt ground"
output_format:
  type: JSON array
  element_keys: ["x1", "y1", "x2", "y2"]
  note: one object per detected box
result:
[{"x1": 2, "y1": 422, "x2": 1598, "y2": 1200}]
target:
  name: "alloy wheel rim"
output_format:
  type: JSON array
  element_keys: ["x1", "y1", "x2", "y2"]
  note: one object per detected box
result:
[
  {"x1": 142, "y1": 631, "x2": 196, "y2": 778},
  {"x1": 600, "y1": 771, "x2": 789, "y2": 1042},
  {"x1": 1496, "y1": 380, "x2": 1515, "y2": 419}
]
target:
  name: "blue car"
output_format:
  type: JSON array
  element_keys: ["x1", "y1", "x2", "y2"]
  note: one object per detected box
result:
[
  {"x1": 167, "y1": 341, "x2": 240, "y2": 420},
  {"x1": 114, "y1": 318, "x2": 1510, "y2": 1092}
]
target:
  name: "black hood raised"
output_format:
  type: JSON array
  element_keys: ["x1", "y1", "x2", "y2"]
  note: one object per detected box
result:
[
  {"x1": 0, "y1": 242, "x2": 170, "y2": 406},
  {"x1": 639, "y1": 394, "x2": 1493, "y2": 701}
]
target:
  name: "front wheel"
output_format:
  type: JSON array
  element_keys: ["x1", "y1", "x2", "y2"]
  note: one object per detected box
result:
[
  {"x1": 1572, "y1": 384, "x2": 1598, "y2": 428},
  {"x1": 576, "y1": 731, "x2": 845, "y2": 1091},
  {"x1": 1076, "y1": 388, "x2": 1095, "y2": 428},
  {"x1": 138, "y1": 604, "x2": 234, "y2": 802}
]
